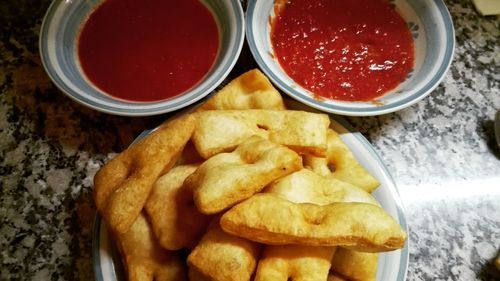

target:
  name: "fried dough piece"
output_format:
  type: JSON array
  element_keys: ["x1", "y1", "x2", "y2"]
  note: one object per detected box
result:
[
  {"x1": 196, "y1": 69, "x2": 285, "y2": 112},
  {"x1": 262, "y1": 170, "x2": 377, "y2": 280},
  {"x1": 220, "y1": 194, "x2": 406, "y2": 252},
  {"x1": 264, "y1": 169, "x2": 378, "y2": 206},
  {"x1": 255, "y1": 245, "x2": 335, "y2": 281},
  {"x1": 303, "y1": 129, "x2": 379, "y2": 193},
  {"x1": 115, "y1": 213, "x2": 187, "y2": 281},
  {"x1": 186, "y1": 136, "x2": 302, "y2": 214},
  {"x1": 145, "y1": 165, "x2": 210, "y2": 250},
  {"x1": 94, "y1": 114, "x2": 196, "y2": 234},
  {"x1": 192, "y1": 110, "x2": 330, "y2": 158},
  {"x1": 331, "y1": 248, "x2": 378, "y2": 281},
  {"x1": 187, "y1": 219, "x2": 261, "y2": 281}
]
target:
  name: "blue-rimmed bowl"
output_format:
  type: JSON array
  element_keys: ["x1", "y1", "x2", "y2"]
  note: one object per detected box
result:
[
  {"x1": 246, "y1": 0, "x2": 455, "y2": 116},
  {"x1": 92, "y1": 100, "x2": 409, "y2": 281},
  {"x1": 40, "y1": 0, "x2": 244, "y2": 116}
]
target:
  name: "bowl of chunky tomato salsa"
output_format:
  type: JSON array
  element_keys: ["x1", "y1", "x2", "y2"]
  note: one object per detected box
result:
[
  {"x1": 40, "y1": 0, "x2": 244, "y2": 116},
  {"x1": 246, "y1": 0, "x2": 454, "y2": 116}
]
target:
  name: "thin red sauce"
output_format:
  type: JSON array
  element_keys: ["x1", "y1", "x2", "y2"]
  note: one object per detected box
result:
[
  {"x1": 271, "y1": 0, "x2": 414, "y2": 101},
  {"x1": 78, "y1": 0, "x2": 219, "y2": 102}
]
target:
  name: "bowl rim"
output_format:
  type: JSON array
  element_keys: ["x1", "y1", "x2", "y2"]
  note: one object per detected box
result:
[
  {"x1": 39, "y1": 0, "x2": 245, "y2": 116},
  {"x1": 245, "y1": 0, "x2": 455, "y2": 116}
]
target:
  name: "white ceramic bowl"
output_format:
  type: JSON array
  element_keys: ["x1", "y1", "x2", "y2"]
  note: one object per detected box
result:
[
  {"x1": 246, "y1": 0, "x2": 455, "y2": 116},
  {"x1": 92, "y1": 100, "x2": 410, "y2": 281},
  {"x1": 40, "y1": 0, "x2": 244, "y2": 116}
]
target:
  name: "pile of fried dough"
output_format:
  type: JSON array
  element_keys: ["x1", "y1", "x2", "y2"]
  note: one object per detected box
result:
[{"x1": 93, "y1": 69, "x2": 407, "y2": 281}]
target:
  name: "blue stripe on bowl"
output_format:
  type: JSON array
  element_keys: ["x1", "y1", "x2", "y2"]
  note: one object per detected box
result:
[
  {"x1": 352, "y1": 129, "x2": 410, "y2": 281},
  {"x1": 246, "y1": 0, "x2": 455, "y2": 116},
  {"x1": 92, "y1": 215, "x2": 104, "y2": 281},
  {"x1": 40, "y1": 0, "x2": 245, "y2": 116},
  {"x1": 93, "y1": 214, "x2": 126, "y2": 281}
]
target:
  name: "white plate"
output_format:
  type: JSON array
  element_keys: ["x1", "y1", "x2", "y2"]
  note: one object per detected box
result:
[{"x1": 92, "y1": 101, "x2": 409, "y2": 281}]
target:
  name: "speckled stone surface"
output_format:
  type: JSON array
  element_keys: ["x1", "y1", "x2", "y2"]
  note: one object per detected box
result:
[{"x1": 0, "y1": 0, "x2": 499, "y2": 280}]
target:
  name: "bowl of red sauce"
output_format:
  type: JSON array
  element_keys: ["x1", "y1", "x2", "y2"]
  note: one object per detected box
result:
[
  {"x1": 40, "y1": 0, "x2": 244, "y2": 116},
  {"x1": 247, "y1": 0, "x2": 454, "y2": 116}
]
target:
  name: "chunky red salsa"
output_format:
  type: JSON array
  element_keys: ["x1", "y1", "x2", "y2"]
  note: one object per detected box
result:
[
  {"x1": 78, "y1": 0, "x2": 219, "y2": 102},
  {"x1": 271, "y1": 0, "x2": 414, "y2": 101}
]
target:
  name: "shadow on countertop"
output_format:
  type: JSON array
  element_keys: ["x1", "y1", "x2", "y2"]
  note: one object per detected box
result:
[{"x1": 481, "y1": 119, "x2": 500, "y2": 161}]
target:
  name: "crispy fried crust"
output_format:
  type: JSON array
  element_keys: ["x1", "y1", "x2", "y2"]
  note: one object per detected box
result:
[
  {"x1": 196, "y1": 69, "x2": 285, "y2": 112},
  {"x1": 144, "y1": 165, "x2": 210, "y2": 250},
  {"x1": 331, "y1": 248, "x2": 378, "y2": 281},
  {"x1": 265, "y1": 169, "x2": 379, "y2": 281},
  {"x1": 304, "y1": 129, "x2": 380, "y2": 193},
  {"x1": 261, "y1": 169, "x2": 378, "y2": 281},
  {"x1": 255, "y1": 245, "x2": 335, "y2": 281},
  {"x1": 187, "y1": 219, "x2": 261, "y2": 281},
  {"x1": 192, "y1": 110, "x2": 330, "y2": 158},
  {"x1": 115, "y1": 213, "x2": 187, "y2": 281},
  {"x1": 220, "y1": 194, "x2": 406, "y2": 252},
  {"x1": 186, "y1": 136, "x2": 302, "y2": 215},
  {"x1": 94, "y1": 114, "x2": 196, "y2": 234},
  {"x1": 264, "y1": 169, "x2": 378, "y2": 206}
]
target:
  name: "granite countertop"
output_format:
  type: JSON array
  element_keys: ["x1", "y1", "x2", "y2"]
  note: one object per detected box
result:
[{"x1": 1, "y1": 0, "x2": 499, "y2": 280}]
